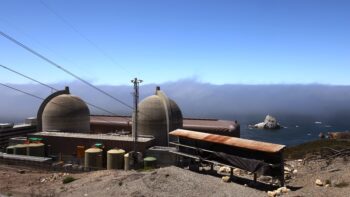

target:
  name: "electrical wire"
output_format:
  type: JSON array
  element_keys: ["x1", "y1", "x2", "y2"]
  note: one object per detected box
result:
[
  {"x1": 0, "y1": 64, "x2": 57, "y2": 91},
  {"x1": 0, "y1": 31, "x2": 134, "y2": 110},
  {"x1": 0, "y1": 82, "x2": 45, "y2": 101},
  {"x1": 0, "y1": 82, "x2": 132, "y2": 126},
  {"x1": 39, "y1": 0, "x2": 132, "y2": 75},
  {"x1": 0, "y1": 63, "x2": 131, "y2": 121}
]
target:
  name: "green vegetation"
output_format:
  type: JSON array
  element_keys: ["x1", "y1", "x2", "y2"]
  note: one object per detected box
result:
[
  {"x1": 62, "y1": 176, "x2": 77, "y2": 184},
  {"x1": 284, "y1": 139, "x2": 350, "y2": 160}
]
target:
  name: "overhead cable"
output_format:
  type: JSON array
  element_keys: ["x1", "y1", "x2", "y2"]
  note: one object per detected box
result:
[
  {"x1": 0, "y1": 82, "x2": 131, "y2": 125},
  {"x1": 0, "y1": 31, "x2": 134, "y2": 110},
  {"x1": 0, "y1": 63, "x2": 129, "y2": 119},
  {"x1": 40, "y1": 0, "x2": 131, "y2": 74}
]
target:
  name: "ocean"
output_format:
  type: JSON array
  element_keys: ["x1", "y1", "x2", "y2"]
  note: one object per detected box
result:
[
  {"x1": 237, "y1": 116, "x2": 350, "y2": 147},
  {"x1": 2, "y1": 114, "x2": 350, "y2": 147}
]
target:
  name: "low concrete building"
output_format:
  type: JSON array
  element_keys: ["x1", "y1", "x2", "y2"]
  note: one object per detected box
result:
[
  {"x1": 90, "y1": 115, "x2": 240, "y2": 137},
  {"x1": 28, "y1": 131, "x2": 154, "y2": 156},
  {"x1": 0, "y1": 120, "x2": 36, "y2": 149}
]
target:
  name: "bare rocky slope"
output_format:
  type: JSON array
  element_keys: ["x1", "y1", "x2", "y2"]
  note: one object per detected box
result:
[{"x1": 1, "y1": 157, "x2": 350, "y2": 197}]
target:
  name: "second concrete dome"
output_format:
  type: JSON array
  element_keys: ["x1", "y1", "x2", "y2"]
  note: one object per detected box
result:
[
  {"x1": 136, "y1": 87, "x2": 183, "y2": 146},
  {"x1": 42, "y1": 94, "x2": 90, "y2": 133}
]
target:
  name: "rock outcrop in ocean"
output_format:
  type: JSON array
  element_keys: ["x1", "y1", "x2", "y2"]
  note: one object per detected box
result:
[{"x1": 253, "y1": 115, "x2": 281, "y2": 130}]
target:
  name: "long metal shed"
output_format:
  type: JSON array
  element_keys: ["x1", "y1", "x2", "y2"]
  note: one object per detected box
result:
[
  {"x1": 169, "y1": 129, "x2": 286, "y2": 185},
  {"x1": 169, "y1": 129, "x2": 285, "y2": 153}
]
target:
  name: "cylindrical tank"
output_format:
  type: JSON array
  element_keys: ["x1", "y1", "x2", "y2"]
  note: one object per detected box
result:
[
  {"x1": 135, "y1": 87, "x2": 183, "y2": 146},
  {"x1": 14, "y1": 144, "x2": 28, "y2": 155},
  {"x1": 6, "y1": 145, "x2": 15, "y2": 154},
  {"x1": 124, "y1": 153, "x2": 129, "y2": 171},
  {"x1": 124, "y1": 151, "x2": 143, "y2": 170},
  {"x1": 107, "y1": 149, "x2": 125, "y2": 170},
  {"x1": 84, "y1": 148, "x2": 103, "y2": 170},
  {"x1": 28, "y1": 137, "x2": 43, "y2": 143},
  {"x1": 27, "y1": 143, "x2": 45, "y2": 157},
  {"x1": 76, "y1": 146, "x2": 85, "y2": 159},
  {"x1": 42, "y1": 94, "x2": 90, "y2": 133},
  {"x1": 144, "y1": 157, "x2": 157, "y2": 169}
]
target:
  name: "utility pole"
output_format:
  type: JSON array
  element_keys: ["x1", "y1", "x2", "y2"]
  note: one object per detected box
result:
[{"x1": 131, "y1": 77, "x2": 143, "y2": 154}]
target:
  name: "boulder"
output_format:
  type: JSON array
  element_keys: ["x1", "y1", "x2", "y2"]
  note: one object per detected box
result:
[
  {"x1": 315, "y1": 179, "x2": 323, "y2": 186},
  {"x1": 328, "y1": 132, "x2": 350, "y2": 139},
  {"x1": 254, "y1": 115, "x2": 281, "y2": 130},
  {"x1": 267, "y1": 191, "x2": 276, "y2": 197},
  {"x1": 284, "y1": 166, "x2": 292, "y2": 172},
  {"x1": 221, "y1": 176, "x2": 230, "y2": 182},
  {"x1": 268, "y1": 187, "x2": 290, "y2": 197},
  {"x1": 319, "y1": 132, "x2": 325, "y2": 139},
  {"x1": 278, "y1": 187, "x2": 290, "y2": 193},
  {"x1": 254, "y1": 122, "x2": 266, "y2": 129},
  {"x1": 264, "y1": 115, "x2": 281, "y2": 129},
  {"x1": 218, "y1": 166, "x2": 231, "y2": 174},
  {"x1": 233, "y1": 168, "x2": 242, "y2": 175}
]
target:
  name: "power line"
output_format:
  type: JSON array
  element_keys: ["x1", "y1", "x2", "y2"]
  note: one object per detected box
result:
[
  {"x1": 39, "y1": 0, "x2": 132, "y2": 75},
  {"x1": 0, "y1": 63, "x2": 129, "y2": 119},
  {"x1": 0, "y1": 82, "x2": 45, "y2": 101},
  {"x1": 0, "y1": 82, "x2": 131, "y2": 126},
  {"x1": 0, "y1": 64, "x2": 57, "y2": 91},
  {"x1": 0, "y1": 31, "x2": 134, "y2": 110},
  {"x1": 0, "y1": 16, "x2": 97, "y2": 74},
  {"x1": 0, "y1": 82, "x2": 130, "y2": 127}
]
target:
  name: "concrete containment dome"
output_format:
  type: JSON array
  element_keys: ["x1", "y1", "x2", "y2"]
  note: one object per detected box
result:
[
  {"x1": 135, "y1": 86, "x2": 183, "y2": 146},
  {"x1": 42, "y1": 94, "x2": 90, "y2": 133}
]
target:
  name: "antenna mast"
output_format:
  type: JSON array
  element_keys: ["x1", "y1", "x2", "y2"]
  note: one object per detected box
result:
[{"x1": 131, "y1": 77, "x2": 143, "y2": 153}]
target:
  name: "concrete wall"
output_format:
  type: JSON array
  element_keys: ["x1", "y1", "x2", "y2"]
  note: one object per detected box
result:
[{"x1": 28, "y1": 134, "x2": 154, "y2": 156}]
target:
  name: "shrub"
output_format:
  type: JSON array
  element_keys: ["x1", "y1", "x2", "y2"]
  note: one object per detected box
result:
[{"x1": 62, "y1": 176, "x2": 76, "y2": 184}]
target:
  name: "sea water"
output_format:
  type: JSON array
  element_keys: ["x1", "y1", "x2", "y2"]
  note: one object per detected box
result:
[{"x1": 235, "y1": 116, "x2": 350, "y2": 147}]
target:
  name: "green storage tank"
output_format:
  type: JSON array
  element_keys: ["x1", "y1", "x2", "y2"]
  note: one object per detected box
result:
[
  {"x1": 144, "y1": 157, "x2": 157, "y2": 169},
  {"x1": 14, "y1": 144, "x2": 28, "y2": 155},
  {"x1": 27, "y1": 143, "x2": 45, "y2": 157},
  {"x1": 84, "y1": 148, "x2": 103, "y2": 170},
  {"x1": 107, "y1": 149, "x2": 125, "y2": 170}
]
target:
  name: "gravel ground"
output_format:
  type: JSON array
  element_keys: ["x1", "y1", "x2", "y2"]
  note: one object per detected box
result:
[
  {"x1": 285, "y1": 157, "x2": 350, "y2": 197},
  {"x1": 55, "y1": 166, "x2": 264, "y2": 197},
  {"x1": 1, "y1": 158, "x2": 350, "y2": 197},
  {"x1": 0, "y1": 165, "x2": 264, "y2": 197}
]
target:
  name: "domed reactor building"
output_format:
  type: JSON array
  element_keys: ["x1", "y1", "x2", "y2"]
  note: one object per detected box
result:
[
  {"x1": 90, "y1": 86, "x2": 240, "y2": 139},
  {"x1": 136, "y1": 86, "x2": 183, "y2": 146},
  {"x1": 41, "y1": 91, "x2": 90, "y2": 133}
]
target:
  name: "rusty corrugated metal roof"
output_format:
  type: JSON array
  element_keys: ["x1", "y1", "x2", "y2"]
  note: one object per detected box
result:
[{"x1": 169, "y1": 129, "x2": 285, "y2": 153}]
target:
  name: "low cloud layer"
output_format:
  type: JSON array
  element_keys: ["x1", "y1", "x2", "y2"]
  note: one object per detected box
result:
[{"x1": 1, "y1": 79, "x2": 350, "y2": 126}]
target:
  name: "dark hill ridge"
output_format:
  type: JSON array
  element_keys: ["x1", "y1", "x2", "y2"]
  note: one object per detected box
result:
[{"x1": 1, "y1": 80, "x2": 350, "y2": 126}]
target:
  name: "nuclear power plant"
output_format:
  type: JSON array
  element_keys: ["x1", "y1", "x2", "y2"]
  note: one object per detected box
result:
[
  {"x1": 0, "y1": 85, "x2": 285, "y2": 185},
  {"x1": 0, "y1": 85, "x2": 240, "y2": 169}
]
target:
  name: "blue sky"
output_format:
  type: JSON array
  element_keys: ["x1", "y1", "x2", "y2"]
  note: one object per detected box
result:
[{"x1": 0, "y1": 0, "x2": 349, "y2": 85}]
